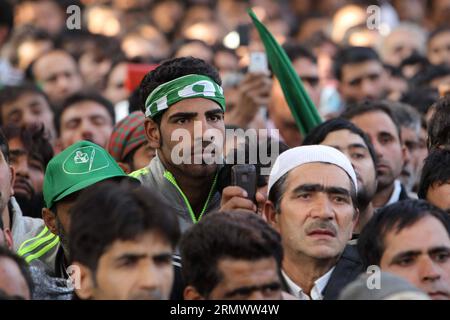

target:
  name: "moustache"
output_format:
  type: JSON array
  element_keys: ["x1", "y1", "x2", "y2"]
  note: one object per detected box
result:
[
  {"x1": 132, "y1": 289, "x2": 164, "y2": 300},
  {"x1": 14, "y1": 177, "x2": 35, "y2": 195},
  {"x1": 305, "y1": 220, "x2": 338, "y2": 237}
]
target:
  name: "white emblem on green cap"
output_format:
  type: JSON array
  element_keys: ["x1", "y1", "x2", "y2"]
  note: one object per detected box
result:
[{"x1": 63, "y1": 146, "x2": 110, "y2": 174}]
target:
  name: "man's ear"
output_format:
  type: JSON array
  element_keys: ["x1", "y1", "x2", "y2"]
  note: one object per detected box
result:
[
  {"x1": 183, "y1": 286, "x2": 205, "y2": 300},
  {"x1": 401, "y1": 144, "x2": 408, "y2": 167},
  {"x1": 9, "y1": 165, "x2": 15, "y2": 196},
  {"x1": 264, "y1": 200, "x2": 280, "y2": 231},
  {"x1": 42, "y1": 208, "x2": 57, "y2": 235},
  {"x1": 73, "y1": 262, "x2": 95, "y2": 300},
  {"x1": 4, "y1": 228, "x2": 13, "y2": 250},
  {"x1": 53, "y1": 139, "x2": 64, "y2": 155},
  {"x1": 144, "y1": 118, "x2": 161, "y2": 149},
  {"x1": 351, "y1": 208, "x2": 360, "y2": 237}
]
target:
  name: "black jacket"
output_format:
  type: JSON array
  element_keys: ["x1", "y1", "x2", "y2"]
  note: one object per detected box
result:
[
  {"x1": 398, "y1": 184, "x2": 411, "y2": 202},
  {"x1": 281, "y1": 245, "x2": 364, "y2": 300}
]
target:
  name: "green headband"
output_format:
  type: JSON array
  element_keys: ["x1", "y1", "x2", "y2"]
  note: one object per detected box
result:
[{"x1": 144, "y1": 74, "x2": 226, "y2": 118}]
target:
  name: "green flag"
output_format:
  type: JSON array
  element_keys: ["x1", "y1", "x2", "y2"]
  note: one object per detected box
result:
[{"x1": 248, "y1": 9, "x2": 322, "y2": 136}]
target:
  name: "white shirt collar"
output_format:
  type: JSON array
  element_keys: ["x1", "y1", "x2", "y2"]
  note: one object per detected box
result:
[
  {"x1": 386, "y1": 179, "x2": 402, "y2": 206},
  {"x1": 281, "y1": 267, "x2": 335, "y2": 300}
]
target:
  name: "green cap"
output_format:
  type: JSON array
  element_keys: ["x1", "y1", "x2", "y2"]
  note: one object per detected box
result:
[{"x1": 43, "y1": 140, "x2": 136, "y2": 209}]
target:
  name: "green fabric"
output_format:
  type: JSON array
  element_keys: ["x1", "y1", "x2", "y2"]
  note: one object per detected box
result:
[
  {"x1": 43, "y1": 140, "x2": 136, "y2": 209},
  {"x1": 144, "y1": 74, "x2": 226, "y2": 118},
  {"x1": 248, "y1": 9, "x2": 322, "y2": 135}
]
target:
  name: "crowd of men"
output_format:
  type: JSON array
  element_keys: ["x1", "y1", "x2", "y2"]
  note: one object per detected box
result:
[{"x1": 1, "y1": 0, "x2": 450, "y2": 301}]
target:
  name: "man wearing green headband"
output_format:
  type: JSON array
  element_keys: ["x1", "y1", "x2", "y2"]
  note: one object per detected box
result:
[{"x1": 133, "y1": 57, "x2": 263, "y2": 233}]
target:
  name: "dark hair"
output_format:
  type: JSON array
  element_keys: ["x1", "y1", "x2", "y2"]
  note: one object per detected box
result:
[
  {"x1": 69, "y1": 181, "x2": 180, "y2": 272},
  {"x1": 427, "y1": 26, "x2": 450, "y2": 45},
  {"x1": 0, "y1": 209, "x2": 3, "y2": 231},
  {"x1": 0, "y1": 128, "x2": 9, "y2": 163},
  {"x1": 2, "y1": 123, "x2": 54, "y2": 170},
  {"x1": 418, "y1": 149, "x2": 450, "y2": 199},
  {"x1": 358, "y1": 199, "x2": 450, "y2": 268},
  {"x1": 267, "y1": 173, "x2": 289, "y2": 213},
  {"x1": 411, "y1": 64, "x2": 450, "y2": 88},
  {"x1": 0, "y1": 83, "x2": 50, "y2": 125},
  {"x1": 400, "y1": 86, "x2": 439, "y2": 115},
  {"x1": 383, "y1": 64, "x2": 404, "y2": 79},
  {"x1": 0, "y1": 0, "x2": 13, "y2": 31},
  {"x1": 54, "y1": 91, "x2": 115, "y2": 135},
  {"x1": 399, "y1": 52, "x2": 430, "y2": 75},
  {"x1": 427, "y1": 95, "x2": 450, "y2": 150},
  {"x1": 179, "y1": 211, "x2": 283, "y2": 297},
  {"x1": 282, "y1": 42, "x2": 317, "y2": 64},
  {"x1": 302, "y1": 118, "x2": 378, "y2": 166},
  {"x1": 388, "y1": 102, "x2": 421, "y2": 132},
  {"x1": 341, "y1": 99, "x2": 403, "y2": 143},
  {"x1": 0, "y1": 246, "x2": 34, "y2": 298},
  {"x1": 138, "y1": 57, "x2": 221, "y2": 115},
  {"x1": 333, "y1": 46, "x2": 381, "y2": 81}
]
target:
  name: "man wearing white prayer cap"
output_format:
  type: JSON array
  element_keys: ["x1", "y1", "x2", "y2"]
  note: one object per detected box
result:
[{"x1": 264, "y1": 145, "x2": 364, "y2": 300}]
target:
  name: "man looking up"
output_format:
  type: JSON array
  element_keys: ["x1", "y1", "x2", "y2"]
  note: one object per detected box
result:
[
  {"x1": 134, "y1": 57, "x2": 264, "y2": 233},
  {"x1": 264, "y1": 145, "x2": 363, "y2": 300}
]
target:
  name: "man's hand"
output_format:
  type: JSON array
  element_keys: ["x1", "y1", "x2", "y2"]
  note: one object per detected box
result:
[
  {"x1": 225, "y1": 73, "x2": 272, "y2": 128},
  {"x1": 220, "y1": 186, "x2": 266, "y2": 214}
]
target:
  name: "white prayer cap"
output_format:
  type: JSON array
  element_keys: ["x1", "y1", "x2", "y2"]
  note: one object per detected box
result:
[{"x1": 267, "y1": 145, "x2": 358, "y2": 194}]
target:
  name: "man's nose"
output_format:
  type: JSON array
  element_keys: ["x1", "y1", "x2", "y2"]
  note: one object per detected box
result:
[
  {"x1": 310, "y1": 194, "x2": 334, "y2": 220},
  {"x1": 139, "y1": 263, "x2": 162, "y2": 290},
  {"x1": 15, "y1": 157, "x2": 29, "y2": 177},
  {"x1": 80, "y1": 121, "x2": 95, "y2": 139},
  {"x1": 361, "y1": 79, "x2": 376, "y2": 99},
  {"x1": 419, "y1": 257, "x2": 442, "y2": 283}
]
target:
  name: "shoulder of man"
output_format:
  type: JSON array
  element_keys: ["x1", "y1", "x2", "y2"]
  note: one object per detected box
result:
[
  {"x1": 129, "y1": 166, "x2": 151, "y2": 179},
  {"x1": 16, "y1": 225, "x2": 60, "y2": 276},
  {"x1": 170, "y1": 254, "x2": 185, "y2": 300},
  {"x1": 10, "y1": 197, "x2": 48, "y2": 252},
  {"x1": 399, "y1": 184, "x2": 413, "y2": 201},
  {"x1": 323, "y1": 245, "x2": 365, "y2": 300},
  {"x1": 29, "y1": 264, "x2": 73, "y2": 300}
]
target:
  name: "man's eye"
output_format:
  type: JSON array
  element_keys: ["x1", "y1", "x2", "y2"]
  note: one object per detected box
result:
[
  {"x1": 208, "y1": 114, "x2": 223, "y2": 122},
  {"x1": 31, "y1": 109, "x2": 42, "y2": 116},
  {"x1": 297, "y1": 193, "x2": 311, "y2": 199},
  {"x1": 120, "y1": 258, "x2": 138, "y2": 267},
  {"x1": 92, "y1": 116, "x2": 107, "y2": 126},
  {"x1": 351, "y1": 153, "x2": 365, "y2": 160},
  {"x1": 379, "y1": 136, "x2": 393, "y2": 145},
  {"x1": 262, "y1": 283, "x2": 281, "y2": 295},
  {"x1": 333, "y1": 196, "x2": 349, "y2": 204},
  {"x1": 176, "y1": 118, "x2": 188, "y2": 125},
  {"x1": 433, "y1": 252, "x2": 450, "y2": 263},
  {"x1": 65, "y1": 121, "x2": 79, "y2": 129},
  {"x1": 153, "y1": 255, "x2": 172, "y2": 266},
  {"x1": 396, "y1": 257, "x2": 414, "y2": 267},
  {"x1": 29, "y1": 161, "x2": 43, "y2": 172}
]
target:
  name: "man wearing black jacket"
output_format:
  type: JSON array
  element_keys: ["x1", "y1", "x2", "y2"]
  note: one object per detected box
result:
[
  {"x1": 264, "y1": 145, "x2": 364, "y2": 300},
  {"x1": 343, "y1": 100, "x2": 411, "y2": 208}
]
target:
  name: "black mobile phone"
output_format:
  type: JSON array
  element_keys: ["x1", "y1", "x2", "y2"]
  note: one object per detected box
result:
[{"x1": 231, "y1": 164, "x2": 257, "y2": 204}]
